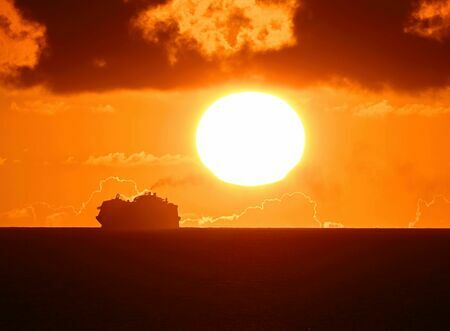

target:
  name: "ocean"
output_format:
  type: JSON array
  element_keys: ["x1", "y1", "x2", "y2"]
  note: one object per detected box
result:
[{"x1": 1, "y1": 228, "x2": 449, "y2": 330}]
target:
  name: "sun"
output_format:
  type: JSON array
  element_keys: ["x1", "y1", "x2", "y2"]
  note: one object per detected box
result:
[{"x1": 196, "y1": 92, "x2": 305, "y2": 186}]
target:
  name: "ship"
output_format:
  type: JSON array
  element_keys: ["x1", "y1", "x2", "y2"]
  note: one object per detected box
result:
[{"x1": 96, "y1": 192, "x2": 180, "y2": 230}]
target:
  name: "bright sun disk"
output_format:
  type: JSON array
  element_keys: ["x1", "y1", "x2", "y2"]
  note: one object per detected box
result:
[{"x1": 196, "y1": 92, "x2": 305, "y2": 186}]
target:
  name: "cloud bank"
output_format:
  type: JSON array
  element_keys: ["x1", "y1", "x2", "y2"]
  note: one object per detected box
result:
[
  {"x1": 181, "y1": 191, "x2": 340, "y2": 228},
  {"x1": 4, "y1": 0, "x2": 450, "y2": 92},
  {"x1": 0, "y1": 176, "x2": 143, "y2": 227}
]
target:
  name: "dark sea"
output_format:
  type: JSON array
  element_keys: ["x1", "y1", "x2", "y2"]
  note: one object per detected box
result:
[{"x1": 1, "y1": 228, "x2": 449, "y2": 330}]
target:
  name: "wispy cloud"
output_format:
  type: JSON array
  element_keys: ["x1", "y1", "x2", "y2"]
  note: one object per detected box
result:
[
  {"x1": 306, "y1": 87, "x2": 450, "y2": 117},
  {"x1": 353, "y1": 100, "x2": 450, "y2": 117},
  {"x1": 62, "y1": 156, "x2": 76, "y2": 165},
  {"x1": 84, "y1": 152, "x2": 193, "y2": 167},
  {"x1": 90, "y1": 104, "x2": 115, "y2": 113},
  {"x1": 151, "y1": 174, "x2": 204, "y2": 190},
  {"x1": 75, "y1": 176, "x2": 142, "y2": 216},
  {"x1": 408, "y1": 195, "x2": 450, "y2": 228},
  {"x1": 11, "y1": 100, "x2": 69, "y2": 115},
  {"x1": 322, "y1": 221, "x2": 344, "y2": 228}
]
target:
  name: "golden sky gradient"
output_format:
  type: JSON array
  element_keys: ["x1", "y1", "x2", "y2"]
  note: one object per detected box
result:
[{"x1": 0, "y1": 0, "x2": 449, "y2": 228}]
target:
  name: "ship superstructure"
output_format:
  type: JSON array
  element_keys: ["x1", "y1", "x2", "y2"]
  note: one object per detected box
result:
[{"x1": 96, "y1": 192, "x2": 180, "y2": 230}]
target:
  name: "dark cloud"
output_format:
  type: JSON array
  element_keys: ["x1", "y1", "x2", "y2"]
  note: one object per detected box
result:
[
  {"x1": 257, "y1": 0, "x2": 450, "y2": 91},
  {"x1": 5, "y1": 0, "x2": 450, "y2": 92},
  {"x1": 9, "y1": 0, "x2": 222, "y2": 92}
]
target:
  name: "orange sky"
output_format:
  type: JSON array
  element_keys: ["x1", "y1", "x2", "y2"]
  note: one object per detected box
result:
[{"x1": 0, "y1": 0, "x2": 449, "y2": 228}]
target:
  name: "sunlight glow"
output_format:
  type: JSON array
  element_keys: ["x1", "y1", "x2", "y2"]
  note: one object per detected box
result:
[{"x1": 196, "y1": 92, "x2": 305, "y2": 186}]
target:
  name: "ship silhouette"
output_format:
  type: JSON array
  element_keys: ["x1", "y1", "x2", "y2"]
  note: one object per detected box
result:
[{"x1": 96, "y1": 192, "x2": 180, "y2": 230}]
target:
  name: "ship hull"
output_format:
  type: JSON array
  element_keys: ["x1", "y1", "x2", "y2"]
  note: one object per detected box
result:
[{"x1": 96, "y1": 193, "x2": 180, "y2": 230}]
